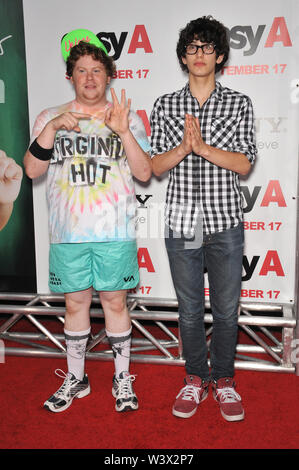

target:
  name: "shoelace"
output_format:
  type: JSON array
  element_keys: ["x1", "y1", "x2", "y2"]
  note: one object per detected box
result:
[
  {"x1": 176, "y1": 385, "x2": 200, "y2": 404},
  {"x1": 117, "y1": 374, "x2": 136, "y2": 398},
  {"x1": 54, "y1": 369, "x2": 77, "y2": 398},
  {"x1": 216, "y1": 386, "x2": 241, "y2": 403}
]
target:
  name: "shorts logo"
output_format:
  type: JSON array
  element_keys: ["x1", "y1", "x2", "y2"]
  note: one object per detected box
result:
[
  {"x1": 124, "y1": 275, "x2": 135, "y2": 282},
  {"x1": 49, "y1": 271, "x2": 62, "y2": 286}
]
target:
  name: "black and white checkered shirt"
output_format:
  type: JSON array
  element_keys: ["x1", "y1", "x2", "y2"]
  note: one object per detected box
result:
[{"x1": 150, "y1": 81, "x2": 257, "y2": 236}]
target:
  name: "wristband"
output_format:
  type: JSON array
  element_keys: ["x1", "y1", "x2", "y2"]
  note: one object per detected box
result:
[{"x1": 29, "y1": 138, "x2": 54, "y2": 161}]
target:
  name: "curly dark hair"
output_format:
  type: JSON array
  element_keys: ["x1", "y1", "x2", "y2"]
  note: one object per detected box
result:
[
  {"x1": 176, "y1": 16, "x2": 229, "y2": 73},
  {"x1": 66, "y1": 41, "x2": 116, "y2": 78}
]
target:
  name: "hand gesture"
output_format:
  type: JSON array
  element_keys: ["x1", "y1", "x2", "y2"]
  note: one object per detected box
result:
[
  {"x1": 183, "y1": 114, "x2": 207, "y2": 156},
  {"x1": 105, "y1": 88, "x2": 131, "y2": 136},
  {"x1": 0, "y1": 150, "x2": 23, "y2": 204},
  {"x1": 48, "y1": 112, "x2": 91, "y2": 133},
  {"x1": 180, "y1": 114, "x2": 193, "y2": 156}
]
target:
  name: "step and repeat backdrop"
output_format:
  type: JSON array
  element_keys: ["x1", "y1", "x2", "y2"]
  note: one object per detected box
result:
[
  {"x1": 18, "y1": 0, "x2": 299, "y2": 304},
  {"x1": 0, "y1": 0, "x2": 36, "y2": 292}
]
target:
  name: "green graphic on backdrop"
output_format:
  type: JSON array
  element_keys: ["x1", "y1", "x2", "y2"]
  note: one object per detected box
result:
[{"x1": 0, "y1": 0, "x2": 36, "y2": 291}]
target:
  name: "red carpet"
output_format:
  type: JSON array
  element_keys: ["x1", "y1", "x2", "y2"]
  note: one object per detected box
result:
[{"x1": 0, "y1": 354, "x2": 298, "y2": 450}]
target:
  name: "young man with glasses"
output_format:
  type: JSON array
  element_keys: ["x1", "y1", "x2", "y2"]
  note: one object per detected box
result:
[{"x1": 150, "y1": 16, "x2": 257, "y2": 421}]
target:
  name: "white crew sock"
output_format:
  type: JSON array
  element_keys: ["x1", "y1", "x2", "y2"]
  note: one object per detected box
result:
[
  {"x1": 64, "y1": 327, "x2": 91, "y2": 381},
  {"x1": 106, "y1": 327, "x2": 132, "y2": 377}
]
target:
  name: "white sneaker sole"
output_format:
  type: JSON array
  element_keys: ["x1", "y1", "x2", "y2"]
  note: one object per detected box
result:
[
  {"x1": 44, "y1": 385, "x2": 91, "y2": 413},
  {"x1": 172, "y1": 389, "x2": 208, "y2": 418},
  {"x1": 213, "y1": 390, "x2": 245, "y2": 422},
  {"x1": 220, "y1": 409, "x2": 245, "y2": 422},
  {"x1": 112, "y1": 386, "x2": 139, "y2": 412}
]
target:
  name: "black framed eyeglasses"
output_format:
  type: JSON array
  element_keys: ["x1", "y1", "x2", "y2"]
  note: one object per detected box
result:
[{"x1": 185, "y1": 43, "x2": 215, "y2": 55}]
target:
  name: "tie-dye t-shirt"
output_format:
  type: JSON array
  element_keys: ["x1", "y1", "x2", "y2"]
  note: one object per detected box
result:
[{"x1": 31, "y1": 100, "x2": 150, "y2": 243}]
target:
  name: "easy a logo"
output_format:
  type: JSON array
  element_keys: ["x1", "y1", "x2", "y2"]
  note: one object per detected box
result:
[
  {"x1": 243, "y1": 251, "x2": 284, "y2": 281},
  {"x1": 137, "y1": 246, "x2": 284, "y2": 279},
  {"x1": 241, "y1": 180, "x2": 286, "y2": 213},
  {"x1": 228, "y1": 17, "x2": 292, "y2": 56},
  {"x1": 97, "y1": 25, "x2": 153, "y2": 60},
  {"x1": 137, "y1": 247, "x2": 155, "y2": 272}
]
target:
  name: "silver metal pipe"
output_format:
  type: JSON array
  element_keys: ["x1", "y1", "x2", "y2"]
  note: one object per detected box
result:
[
  {"x1": 153, "y1": 321, "x2": 178, "y2": 342},
  {"x1": 0, "y1": 295, "x2": 40, "y2": 333},
  {"x1": 131, "y1": 318, "x2": 174, "y2": 359},
  {"x1": 86, "y1": 329, "x2": 107, "y2": 352},
  {"x1": 0, "y1": 304, "x2": 295, "y2": 328},
  {"x1": 0, "y1": 292, "x2": 284, "y2": 311},
  {"x1": 240, "y1": 324, "x2": 282, "y2": 363},
  {"x1": 0, "y1": 293, "x2": 296, "y2": 374},
  {"x1": 241, "y1": 308, "x2": 281, "y2": 346},
  {"x1": 1, "y1": 331, "x2": 283, "y2": 355},
  {"x1": 26, "y1": 313, "x2": 66, "y2": 352},
  {"x1": 3, "y1": 347, "x2": 295, "y2": 373}
]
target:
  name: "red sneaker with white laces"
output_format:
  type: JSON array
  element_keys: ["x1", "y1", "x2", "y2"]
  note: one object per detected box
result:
[
  {"x1": 172, "y1": 375, "x2": 209, "y2": 418},
  {"x1": 212, "y1": 377, "x2": 245, "y2": 422}
]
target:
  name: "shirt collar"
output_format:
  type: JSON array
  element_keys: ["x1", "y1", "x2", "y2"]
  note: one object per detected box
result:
[{"x1": 182, "y1": 80, "x2": 224, "y2": 102}]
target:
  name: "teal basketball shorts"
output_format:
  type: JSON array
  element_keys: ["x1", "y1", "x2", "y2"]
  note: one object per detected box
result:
[{"x1": 49, "y1": 240, "x2": 139, "y2": 293}]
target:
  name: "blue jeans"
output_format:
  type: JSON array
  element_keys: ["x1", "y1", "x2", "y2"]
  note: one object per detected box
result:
[{"x1": 165, "y1": 223, "x2": 244, "y2": 381}]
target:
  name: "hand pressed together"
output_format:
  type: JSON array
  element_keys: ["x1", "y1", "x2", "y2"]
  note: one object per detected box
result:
[{"x1": 181, "y1": 114, "x2": 208, "y2": 157}]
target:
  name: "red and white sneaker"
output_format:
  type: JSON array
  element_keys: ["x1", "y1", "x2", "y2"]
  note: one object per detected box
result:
[
  {"x1": 212, "y1": 377, "x2": 244, "y2": 422},
  {"x1": 172, "y1": 375, "x2": 209, "y2": 418}
]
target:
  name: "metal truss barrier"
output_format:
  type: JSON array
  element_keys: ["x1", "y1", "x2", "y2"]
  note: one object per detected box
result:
[{"x1": 0, "y1": 293, "x2": 297, "y2": 375}]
